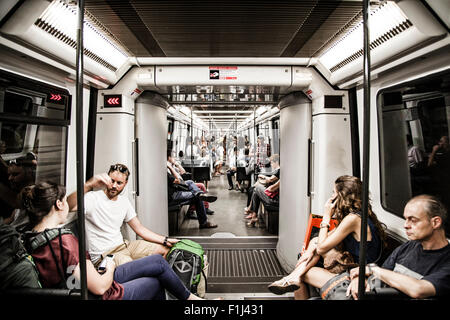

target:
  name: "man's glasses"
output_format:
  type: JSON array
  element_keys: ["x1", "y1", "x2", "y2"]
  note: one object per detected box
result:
[{"x1": 109, "y1": 164, "x2": 129, "y2": 175}]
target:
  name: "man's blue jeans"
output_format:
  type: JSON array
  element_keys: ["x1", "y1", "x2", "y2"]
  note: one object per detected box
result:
[{"x1": 171, "y1": 189, "x2": 208, "y2": 225}]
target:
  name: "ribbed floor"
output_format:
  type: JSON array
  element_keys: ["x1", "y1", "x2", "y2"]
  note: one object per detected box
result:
[
  {"x1": 207, "y1": 248, "x2": 285, "y2": 278},
  {"x1": 182, "y1": 236, "x2": 287, "y2": 293}
]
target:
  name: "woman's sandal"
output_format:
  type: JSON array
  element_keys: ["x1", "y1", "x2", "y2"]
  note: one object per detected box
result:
[
  {"x1": 267, "y1": 277, "x2": 300, "y2": 295},
  {"x1": 246, "y1": 218, "x2": 258, "y2": 228}
]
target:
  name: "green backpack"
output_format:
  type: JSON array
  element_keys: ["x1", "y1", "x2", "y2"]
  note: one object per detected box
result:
[
  {"x1": 0, "y1": 219, "x2": 41, "y2": 290},
  {"x1": 166, "y1": 239, "x2": 206, "y2": 297}
]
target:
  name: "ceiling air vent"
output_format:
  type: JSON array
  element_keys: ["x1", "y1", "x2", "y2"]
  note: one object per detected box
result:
[
  {"x1": 34, "y1": 0, "x2": 128, "y2": 72},
  {"x1": 320, "y1": 1, "x2": 412, "y2": 73}
]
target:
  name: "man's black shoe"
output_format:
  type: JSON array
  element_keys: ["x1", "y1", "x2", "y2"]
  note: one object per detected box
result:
[
  {"x1": 186, "y1": 211, "x2": 197, "y2": 219},
  {"x1": 199, "y1": 221, "x2": 218, "y2": 229},
  {"x1": 199, "y1": 194, "x2": 218, "y2": 203},
  {"x1": 206, "y1": 208, "x2": 214, "y2": 215}
]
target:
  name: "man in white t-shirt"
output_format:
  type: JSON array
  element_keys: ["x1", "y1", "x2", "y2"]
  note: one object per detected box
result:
[{"x1": 67, "y1": 163, "x2": 178, "y2": 266}]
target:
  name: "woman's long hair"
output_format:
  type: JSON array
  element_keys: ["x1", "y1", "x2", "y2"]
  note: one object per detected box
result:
[
  {"x1": 20, "y1": 181, "x2": 66, "y2": 228},
  {"x1": 333, "y1": 175, "x2": 386, "y2": 245}
]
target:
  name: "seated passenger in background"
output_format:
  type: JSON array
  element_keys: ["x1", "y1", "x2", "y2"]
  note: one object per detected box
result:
[
  {"x1": 227, "y1": 147, "x2": 240, "y2": 190},
  {"x1": 67, "y1": 164, "x2": 177, "y2": 267},
  {"x1": 245, "y1": 180, "x2": 280, "y2": 228},
  {"x1": 244, "y1": 154, "x2": 280, "y2": 224},
  {"x1": 167, "y1": 150, "x2": 214, "y2": 215},
  {"x1": 22, "y1": 182, "x2": 210, "y2": 300},
  {"x1": 167, "y1": 170, "x2": 218, "y2": 229},
  {"x1": 268, "y1": 175, "x2": 386, "y2": 298},
  {"x1": 347, "y1": 195, "x2": 450, "y2": 300}
]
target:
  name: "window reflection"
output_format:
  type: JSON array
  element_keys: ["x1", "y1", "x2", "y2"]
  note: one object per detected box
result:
[
  {"x1": 0, "y1": 122, "x2": 66, "y2": 229},
  {"x1": 379, "y1": 72, "x2": 450, "y2": 236}
]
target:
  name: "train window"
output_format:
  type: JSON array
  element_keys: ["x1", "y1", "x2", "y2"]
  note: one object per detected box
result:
[
  {"x1": 0, "y1": 121, "x2": 67, "y2": 222},
  {"x1": 378, "y1": 72, "x2": 450, "y2": 236}
]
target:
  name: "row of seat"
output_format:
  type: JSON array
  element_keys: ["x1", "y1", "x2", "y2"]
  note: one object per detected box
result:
[{"x1": 168, "y1": 200, "x2": 191, "y2": 234}]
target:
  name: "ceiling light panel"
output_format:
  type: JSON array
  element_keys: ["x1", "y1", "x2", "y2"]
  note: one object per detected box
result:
[{"x1": 35, "y1": 0, "x2": 128, "y2": 71}]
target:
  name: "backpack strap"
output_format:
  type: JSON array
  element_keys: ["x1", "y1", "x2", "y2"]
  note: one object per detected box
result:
[
  {"x1": 26, "y1": 228, "x2": 73, "y2": 252},
  {"x1": 58, "y1": 228, "x2": 68, "y2": 279},
  {"x1": 43, "y1": 229, "x2": 67, "y2": 286}
]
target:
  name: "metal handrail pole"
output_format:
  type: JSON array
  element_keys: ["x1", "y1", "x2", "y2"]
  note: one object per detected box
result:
[
  {"x1": 358, "y1": 0, "x2": 371, "y2": 300},
  {"x1": 75, "y1": 0, "x2": 88, "y2": 300}
]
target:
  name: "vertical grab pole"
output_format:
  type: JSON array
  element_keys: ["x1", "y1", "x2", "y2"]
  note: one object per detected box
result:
[
  {"x1": 75, "y1": 0, "x2": 88, "y2": 300},
  {"x1": 253, "y1": 106, "x2": 256, "y2": 179},
  {"x1": 190, "y1": 106, "x2": 194, "y2": 169},
  {"x1": 358, "y1": 0, "x2": 371, "y2": 300},
  {"x1": 235, "y1": 114, "x2": 237, "y2": 166}
]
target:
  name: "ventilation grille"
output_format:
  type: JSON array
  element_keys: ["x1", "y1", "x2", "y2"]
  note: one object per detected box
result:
[
  {"x1": 34, "y1": 0, "x2": 129, "y2": 72},
  {"x1": 35, "y1": 18, "x2": 117, "y2": 72},
  {"x1": 329, "y1": 19, "x2": 413, "y2": 73}
]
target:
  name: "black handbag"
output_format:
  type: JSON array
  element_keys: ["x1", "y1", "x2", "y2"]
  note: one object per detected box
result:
[{"x1": 174, "y1": 182, "x2": 190, "y2": 191}]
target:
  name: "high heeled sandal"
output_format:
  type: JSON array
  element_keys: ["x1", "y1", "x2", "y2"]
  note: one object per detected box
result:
[
  {"x1": 267, "y1": 277, "x2": 300, "y2": 295},
  {"x1": 246, "y1": 218, "x2": 258, "y2": 228}
]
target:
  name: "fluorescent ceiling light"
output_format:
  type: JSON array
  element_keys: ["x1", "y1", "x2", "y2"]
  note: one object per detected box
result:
[
  {"x1": 255, "y1": 106, "x2": 267, "y2": 115},
  {"x1": 36, "y1": 0, "x2": 128, "y2": 70},
  {"x1": 319, "y1": 1, "x2": 410, "y2": 71},
  {"x1": 179, "y1": 106, "x2": 191, "y2": 115},
  {"x1": 197, "y1": 115, "x2": 249, "y2": 119},
  {"x1": 193, "y1": 110, "x2": 254, "y2": 114}
]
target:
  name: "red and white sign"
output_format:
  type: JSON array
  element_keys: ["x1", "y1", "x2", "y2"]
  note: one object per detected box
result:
[{"x1": 209, "y1": 66, "x2": 238, "y2": 80}]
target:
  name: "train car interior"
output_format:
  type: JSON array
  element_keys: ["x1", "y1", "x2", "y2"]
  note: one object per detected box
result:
[{"x1": 0, "y1": 0, "x2": 449, "y2": 301}]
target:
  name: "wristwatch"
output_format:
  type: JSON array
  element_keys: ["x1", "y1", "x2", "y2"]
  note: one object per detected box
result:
[
  {"x1": 163, "y1": 236, "x2": 169, "y2": 247},
  {"x1": 320, "y1": 221, "x2": 330, "y2": 229}
]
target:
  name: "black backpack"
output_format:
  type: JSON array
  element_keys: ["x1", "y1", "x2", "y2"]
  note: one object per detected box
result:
[{"x1": 0, "y1": 218, "x2": 41, "y2": 290}]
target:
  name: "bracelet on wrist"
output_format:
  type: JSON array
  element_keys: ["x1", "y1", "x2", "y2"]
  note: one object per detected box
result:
[{"x1": 367, "y1": 263, "x2": 379, "y2": 277}]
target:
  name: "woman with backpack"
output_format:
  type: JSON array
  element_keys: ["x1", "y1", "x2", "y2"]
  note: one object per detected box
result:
[{"x1": 21, "y1": 181, "x2": 209, "y2": 300}]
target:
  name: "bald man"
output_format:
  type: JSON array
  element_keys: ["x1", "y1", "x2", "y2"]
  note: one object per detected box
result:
[{"x1": 347, "y1": 195, "x2": 450, "y2": 299}]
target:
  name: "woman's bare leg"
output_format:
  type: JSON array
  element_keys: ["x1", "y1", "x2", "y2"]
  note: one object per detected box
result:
[
  {"x1": 293, "y1": 267, "x2": 336, "y2": 300},
  {"x1": 302, "y1": 267, "x2": 336, "y2": 289},
  {"x1": 268, "y1": 238, "x2": 321, "y2": 294},
  {"x1": 294, "y1": 283, "x2": 309, "y2": 300}
]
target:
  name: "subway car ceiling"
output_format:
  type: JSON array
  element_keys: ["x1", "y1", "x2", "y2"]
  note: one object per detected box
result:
[
  {"x1": 0, "y1": 0, "x2": 447, "y2": 90},
  {"x1": 0, "y1": 2, "x2": 449, "y2": 252}
]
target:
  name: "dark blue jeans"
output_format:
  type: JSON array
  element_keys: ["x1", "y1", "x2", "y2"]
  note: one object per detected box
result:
[
  {"x1": 114, "y1": 255, "x2": 191, "y2": 300},
  {"x1": 171, "y1": 191, "x2": 208, "y2": 225}
]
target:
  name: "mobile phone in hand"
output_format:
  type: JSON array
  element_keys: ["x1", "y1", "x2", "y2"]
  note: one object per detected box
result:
[{"x1": 98, "y1": 254, "x2": 114, "y2": 273}]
